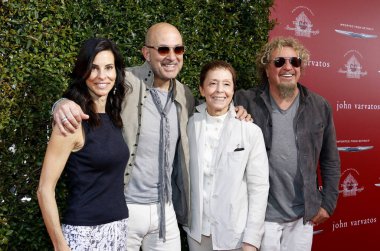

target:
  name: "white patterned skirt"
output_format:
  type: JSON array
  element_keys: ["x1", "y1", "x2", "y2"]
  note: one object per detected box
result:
[{"x1": 62, "y1": 218, "x2": 128, "y2": 251}]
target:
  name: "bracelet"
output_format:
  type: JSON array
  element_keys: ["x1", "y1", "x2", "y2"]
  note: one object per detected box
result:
[{"x1": 51, "y1": 98, "x2": 67, "y2": 115}]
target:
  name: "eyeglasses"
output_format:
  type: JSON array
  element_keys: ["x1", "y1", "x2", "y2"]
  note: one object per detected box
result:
[
  {"x1": 145, "y1": 45, "x2": 185, "y2": 56},
  {"x1": 271, "y1": 57, "x2": 302, "y2": 68}
]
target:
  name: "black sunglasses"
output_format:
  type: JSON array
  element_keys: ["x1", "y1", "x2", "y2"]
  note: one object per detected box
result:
[
  {"x1": 145, "y1": 45, "x2": 185, "y2": 56},
  {"x1": 271, "y1": 57, "x2": 302, "y2": 68}
]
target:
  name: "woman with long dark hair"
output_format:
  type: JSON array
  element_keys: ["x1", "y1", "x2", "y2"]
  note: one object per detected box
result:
[{"x1": 37, "y1": 38, "x2": 131, "y2": 250}]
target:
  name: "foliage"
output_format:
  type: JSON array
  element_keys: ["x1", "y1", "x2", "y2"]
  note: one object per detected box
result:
[{"x1": 0, "y1": 0, "x2": 274, "y2": 249}]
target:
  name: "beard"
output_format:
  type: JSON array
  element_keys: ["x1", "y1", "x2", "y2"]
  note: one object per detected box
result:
[{"x1": 277, "y1": 82, "x2": 297, "y2": 99}]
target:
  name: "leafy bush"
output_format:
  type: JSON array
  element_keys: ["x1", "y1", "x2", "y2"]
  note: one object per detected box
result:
[{"x1": 0, "y1": 0, "x2": 274, "y2": 249}]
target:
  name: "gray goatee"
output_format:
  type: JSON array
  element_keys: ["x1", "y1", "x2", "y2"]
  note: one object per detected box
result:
[{"x1": 278, "y1": 82, "x2": 297, "y2": 99}]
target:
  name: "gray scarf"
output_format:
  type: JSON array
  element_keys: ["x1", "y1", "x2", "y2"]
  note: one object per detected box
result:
[{"x1": 149, "y1": 85, "x2": 174, "y2": 241}]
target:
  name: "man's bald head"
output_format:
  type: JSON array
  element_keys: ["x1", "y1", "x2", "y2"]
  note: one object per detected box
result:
[{"x1": 145, "y1": 22, "x2": 182, "y2": 46}]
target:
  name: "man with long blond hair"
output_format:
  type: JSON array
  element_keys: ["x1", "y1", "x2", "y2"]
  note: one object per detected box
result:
[{"x1": 235, "y1": 36, "x2": 340, "y2": 251}]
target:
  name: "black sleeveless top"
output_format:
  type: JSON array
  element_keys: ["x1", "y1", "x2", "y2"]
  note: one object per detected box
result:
[{"x1": 62, "y1": 114, "x2": 129, "y2": 226}]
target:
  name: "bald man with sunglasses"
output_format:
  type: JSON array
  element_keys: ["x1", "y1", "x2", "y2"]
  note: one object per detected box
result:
[
  {"x1": 52, "y1": 22, "x2": 249, "y2": 251},
  {"x1": 234, "y1": 36, "x2": 340, "y2": 251}
]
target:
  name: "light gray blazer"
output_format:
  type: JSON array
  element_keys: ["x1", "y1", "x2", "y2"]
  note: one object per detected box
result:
[{"x1": 184, "y1": 102, "x2": 269, "y2": 249}]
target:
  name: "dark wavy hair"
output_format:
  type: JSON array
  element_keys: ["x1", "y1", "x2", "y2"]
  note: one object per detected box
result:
[{"x1": 63, "y1": 38, "x2": 130, "y2": 128}]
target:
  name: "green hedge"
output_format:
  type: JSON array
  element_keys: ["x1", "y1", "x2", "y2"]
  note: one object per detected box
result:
[{"x1": 0, "y1": 0, "x2": 274, "y2": 249}]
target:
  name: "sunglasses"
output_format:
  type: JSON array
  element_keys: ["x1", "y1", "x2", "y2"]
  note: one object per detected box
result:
[
  {"x1": 271, "y1": 57, "x2": 302, "y2": 68},
  {"x1": 145, "y1": 45, "x2": 185, "y2": 56}
]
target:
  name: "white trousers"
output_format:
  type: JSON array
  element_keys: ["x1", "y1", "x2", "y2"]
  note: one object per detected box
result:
[
  {"x1": 260, "y1": 218, "x2": 313, "y2": 251},
  {"x1": 187, "y1": 235, "x2": 242, "y2": 251},
  {"x1": 126, "y1": 203, "x2": 181, "y2": 251}
]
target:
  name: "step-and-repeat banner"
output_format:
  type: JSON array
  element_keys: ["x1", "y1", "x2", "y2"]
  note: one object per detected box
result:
[{"x1": 270, "y1": 1, "x2": 379, "y2": 250}]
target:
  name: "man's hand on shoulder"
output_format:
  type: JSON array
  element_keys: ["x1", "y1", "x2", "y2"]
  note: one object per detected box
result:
[
  {"x1": 52, "y1": 98, "x2": 89, "y2": 136},
  {"x1": 235, "y1": 105, "x2": 253, "y2": 122}
]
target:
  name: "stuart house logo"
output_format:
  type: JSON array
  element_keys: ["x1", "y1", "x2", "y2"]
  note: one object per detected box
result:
[
  {"x1": 339, "y1": 168, "x2": 364, "y2": 197},
  {"x1": 285, "y1": 6, "x2": 319, "y2": 37},
  {"x1": 338, "y1": 50, "x2": 367, "y2": 79}
]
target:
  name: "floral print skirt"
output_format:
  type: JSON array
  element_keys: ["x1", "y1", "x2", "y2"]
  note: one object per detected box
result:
[{"x1": 62, "y1": 218, "x2": 128, "y2": 251}]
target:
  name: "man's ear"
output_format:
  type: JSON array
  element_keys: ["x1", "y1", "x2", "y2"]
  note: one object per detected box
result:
[{"x1": 142, "y1": 46, "x2": 150, "y2": 62}]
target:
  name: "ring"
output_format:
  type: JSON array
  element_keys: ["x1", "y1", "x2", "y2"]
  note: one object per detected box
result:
[{"x1": 61, "y1": 117, "x2": 68, "y2": 123}]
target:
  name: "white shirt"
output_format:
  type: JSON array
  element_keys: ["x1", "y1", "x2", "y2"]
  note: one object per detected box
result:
[{"x1": 202, "y1": 111, "x2": 227, "y2": 235}]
